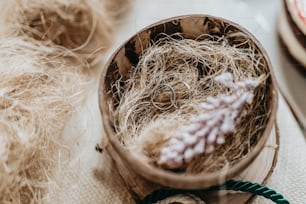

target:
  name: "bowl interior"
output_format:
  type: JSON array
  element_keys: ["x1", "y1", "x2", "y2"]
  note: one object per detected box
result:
[{"x1": 99, "y1": 15, "x2": 278, "y2": 189}]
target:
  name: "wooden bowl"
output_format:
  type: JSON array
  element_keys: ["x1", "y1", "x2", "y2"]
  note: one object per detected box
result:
[{"x1": 98, "y1": 15, "x2": 278, "y2": 199}]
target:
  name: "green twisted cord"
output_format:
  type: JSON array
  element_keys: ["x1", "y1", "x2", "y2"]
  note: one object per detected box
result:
[
  {"x1": 137, "y1": 180, "x2": 290, "y2": 204},
  {"x1": 221, "y1": 180, "x2": 289, "y2": 204}
]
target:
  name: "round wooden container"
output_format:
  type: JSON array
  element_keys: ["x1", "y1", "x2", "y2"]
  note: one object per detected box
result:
[{"x1": 99, "y1": 15, "x2": 278, "y2": 199}]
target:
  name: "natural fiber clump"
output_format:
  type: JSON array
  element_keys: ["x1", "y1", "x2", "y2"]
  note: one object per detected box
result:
[
  {"x1": 0, "y1": 0, "x2": 130, "y2": 202},
  {"x1": 0, "y1": 0, "x2": 113, "y2": 65},
  {"x1": 0, "y1": 38, "x2": 88, "y2": 204},
  {"x1": 111, "y1": 35, "x2": 271, "y2": 173}
]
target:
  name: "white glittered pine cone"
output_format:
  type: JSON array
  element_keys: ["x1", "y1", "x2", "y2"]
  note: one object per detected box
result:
[{"x1": 158, "y1": 73, "x2": 260, "y2": 169}]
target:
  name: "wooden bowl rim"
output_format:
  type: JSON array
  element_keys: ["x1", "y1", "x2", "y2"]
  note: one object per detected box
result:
[{"x1": 99, "y1": 14, "x2": 279, "y2": 189}]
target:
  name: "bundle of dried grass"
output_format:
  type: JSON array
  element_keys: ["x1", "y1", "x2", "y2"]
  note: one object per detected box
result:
[
  {"x1": 0, "y1": 0, "x2": 131, "y2": 202},
  {"x1": 102, "y1": 0, "x2": 133, "y2": 22},
  {"x1": 111, "y1": 35, "x2": 271, "y2": 173},
  {"x1": 0, "y1": 0, "x2": 113, "y2": 65},
  {"x1": 0, "y1": 37, "x2": 88, "y2": 203}
]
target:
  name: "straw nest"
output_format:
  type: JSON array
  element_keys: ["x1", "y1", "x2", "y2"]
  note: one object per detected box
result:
[
  {"x1": 0, "y1": 0, "x2": 114, "y2": 65},
  {"x1": 0, "y1": 0, "x2": 131, "y2": 203},
  {"x1": 0, "y1": 37, "x2": 89, "y2": 203},
  {"x1": 111, "y1": 34, "x2": 271, "y2": 174}
]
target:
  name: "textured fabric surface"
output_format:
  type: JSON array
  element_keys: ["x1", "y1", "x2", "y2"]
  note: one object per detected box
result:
[
  {"x1": 45, "y1": 75, "x2": 135, "y2": 204},
  {"x1": 252, "y1": 96, "x2": 306, "y2": 203},
  {"x1": 47, "y1": 94, "x2": 306, "y2": 204},
  {"x1": 47, "y1": 0, "x2": 306, "y2": 203}
]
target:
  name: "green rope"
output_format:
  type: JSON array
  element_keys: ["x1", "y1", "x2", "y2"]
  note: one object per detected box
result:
[
  {"x1": 137, "y1": 180, "x2": 290, "y2": 204},
  {"x1": 220, "y1": 180, "x2": 289, "y2": 204}
]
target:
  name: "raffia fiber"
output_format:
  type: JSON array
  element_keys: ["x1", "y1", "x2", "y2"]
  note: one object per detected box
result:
[
  {"x1": 0, "y1": 0, "x2": 130, "y2": 203},
  {"x1": 0, "y1": 38, "x2": 88, "y2": 204},
  {"x1": 111, "y1": 34, "x2": 271, "y2": 174},
  {"x1": 0, "y1": 0, "x2": 114, "y2": 66}
]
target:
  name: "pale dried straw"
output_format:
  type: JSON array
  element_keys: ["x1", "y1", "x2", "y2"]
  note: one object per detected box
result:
[
  {"x1": 111, "y1": 34, "x2": 271, "y2": 174},
  {"x1": 0, "y1": 0, "x2": 114, "y2": 66},
  {"x1": 0, "y1": 37, "x2": 88, "y2": 203},
  {"x1": 0, "y1": 0, "x2": 130, "y2": 203}
]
